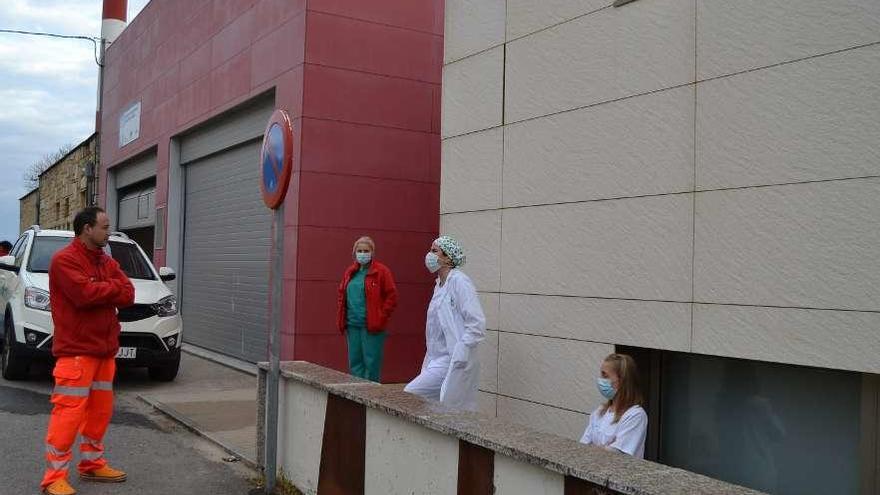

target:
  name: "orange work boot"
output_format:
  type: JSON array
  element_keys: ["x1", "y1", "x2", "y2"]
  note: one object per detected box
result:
[
  {"x1": 79, "y1": 465, "x2": 127, "y2": 483},
  {"x1": 43, "y1": 478, "x2": 76, "y2": 495}
]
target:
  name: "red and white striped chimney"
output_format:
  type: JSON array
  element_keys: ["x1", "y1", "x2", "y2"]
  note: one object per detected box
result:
[
  {"x1": 101, "y1": 0, "x2": 127, "y2": 45},
  {"x1": 96, "y1": 0, "x2": 127, "y2": 127}
]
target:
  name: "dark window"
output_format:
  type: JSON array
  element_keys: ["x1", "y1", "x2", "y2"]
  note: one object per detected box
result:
[
  {"x1": 109, "y1": 241, "x2": 155, "y2": 280},
  {"x1": 620, "y1": 346, "x2": 871, "y2": 495},
  {"x1": 11, "y1": 234, "x2": 28, "y2": 267},
  {"x1": 26, "y1": 237, "x2": 154, "y2": 280},
  {"x1": 27, "y1": 237, "x2": 69, "y2": 273}
]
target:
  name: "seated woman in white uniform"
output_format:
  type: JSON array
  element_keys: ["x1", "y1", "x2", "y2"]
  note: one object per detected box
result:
[
  {"x1": 580, "y1": 353, "x2": 648, "y2": 458},
  {"x1": 404, "y1": 236, "x2": 485, "y2": 411}
]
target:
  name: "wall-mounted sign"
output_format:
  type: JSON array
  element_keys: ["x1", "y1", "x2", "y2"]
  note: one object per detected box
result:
[{"x1": 119, "y1": 101, "x2": 141, "y2": 148}]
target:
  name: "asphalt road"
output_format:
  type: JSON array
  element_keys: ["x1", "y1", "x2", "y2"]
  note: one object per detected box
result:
[{"x1": 0, "y1": 364, "x2": 260, "y2": 495}]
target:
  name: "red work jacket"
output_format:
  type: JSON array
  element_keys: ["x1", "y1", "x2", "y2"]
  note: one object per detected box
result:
[
  {"x1": 336, "y1": 261, "x2": 398, "y2": 333},
  {"x1": 49, "y1": 238, "x2": 135, "y2": 358}
]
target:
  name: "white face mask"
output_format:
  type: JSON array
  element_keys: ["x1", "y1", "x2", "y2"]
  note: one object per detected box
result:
[
  {"x1": 356, "y1": 252, "x2": 372, "y2": 265},
  {"x1": 425, "y1": 252, "x2": 441, "y2": 273}
]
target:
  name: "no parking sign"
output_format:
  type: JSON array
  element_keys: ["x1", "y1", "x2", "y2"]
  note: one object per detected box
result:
[{"x1": 260, "y1": 109, "x2": 293, "y2": 210}]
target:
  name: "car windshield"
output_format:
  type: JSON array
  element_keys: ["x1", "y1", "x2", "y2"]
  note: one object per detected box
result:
[{"x1": 28, "y1": 237, "x2": 156, "y2": 280}]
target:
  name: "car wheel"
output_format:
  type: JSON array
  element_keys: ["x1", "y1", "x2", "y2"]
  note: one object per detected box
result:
[
  {"x1": 1, "y1": 312, "x2": 29, "y2": 380},
  {"x1": 148, "y1": 352, "x2": 180, "y2": 382}
]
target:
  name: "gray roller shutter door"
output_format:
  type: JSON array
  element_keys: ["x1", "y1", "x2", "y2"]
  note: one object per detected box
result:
[
  {"x1": 115, "y1": 152, "x2": 157, "y2": 231},
  {"x1": 179, "y1": 94, "x2": 275, "y2": 362},
  {"x1": 182, "y1": 140, "x2": 271, "y2": 362},
  {"x1": 118, "y1": 186, "x2": 155, "y2": 230},
  {"x1": 115, "y1": 153, "x2": 156, "y2": 189}
]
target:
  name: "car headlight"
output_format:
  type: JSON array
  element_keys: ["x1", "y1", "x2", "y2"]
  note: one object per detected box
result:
[
  {"x1": 153, "y1": 295, "x2": 178, "y2": 317},
  {"x1": 24, "y1": 287, "x2": 51, "y2": 311}
]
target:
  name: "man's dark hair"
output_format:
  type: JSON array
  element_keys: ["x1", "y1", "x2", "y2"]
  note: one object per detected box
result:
[
  {"x1": 73, "y1": 206, "x2": 106, "y2": 236},
  {"x1": 0, "y1": 241, "x2": 12, "y2": 252}
]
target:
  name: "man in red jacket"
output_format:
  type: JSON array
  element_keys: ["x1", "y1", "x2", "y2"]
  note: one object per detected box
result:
[{"x1": 40, "y1": 207, "x2": 134, "y2": 495}]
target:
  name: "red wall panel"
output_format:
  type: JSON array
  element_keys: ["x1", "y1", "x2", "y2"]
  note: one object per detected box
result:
[
  {"x1": 299, "y1": 118, "x2": 435, "y2": 183},
  {"x1": 308, "y1": 0, "x2": 443, "y2": 35},
  {"x1": 306, "y1": 12, "x2": 441, "y2": 83},
  {"x1": 297, "y1": 173, "x2": 439, "y2": 232},
  {"x1": 100, "y1": 0, "x2": 443, "y2": 383},
  {"x1": 303, "y1": 64, "x2": 435, "y2": 132},
  {"x1": 251, "y1": 14, "x2": 306, "y2": 88}
]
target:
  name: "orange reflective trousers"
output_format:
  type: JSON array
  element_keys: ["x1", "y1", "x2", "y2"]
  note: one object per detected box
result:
[{"x1": 40, "y1": 356, "x2": 115, "y2": 488}]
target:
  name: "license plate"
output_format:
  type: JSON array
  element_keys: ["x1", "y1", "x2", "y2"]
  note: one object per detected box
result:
[{"x1": 116, "y1": 347, "x2": 137, "y2": 359}]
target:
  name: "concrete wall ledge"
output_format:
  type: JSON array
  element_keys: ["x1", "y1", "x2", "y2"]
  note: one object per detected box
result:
[{"x1": 258, "y1": 361, "x2": 763, "y2": 495}]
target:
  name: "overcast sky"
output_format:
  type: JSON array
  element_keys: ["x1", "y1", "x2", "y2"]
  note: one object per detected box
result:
[{"x1": 0, "y1": 0, "x2": 149, "y2": 243}]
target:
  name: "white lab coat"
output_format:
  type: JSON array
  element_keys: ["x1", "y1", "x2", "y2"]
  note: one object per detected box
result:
[
  {"x1": 580, "y1": 405, "x2": 648, "y2": 458},
  {"x1": 404, "y1": 269, "x2": 485, "y2": 411}
]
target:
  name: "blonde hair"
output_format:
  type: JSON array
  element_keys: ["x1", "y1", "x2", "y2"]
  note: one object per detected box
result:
[
  {"x1": 352, "y1": 236, "x2": 375, "y2": 257},
  {"x1": 599, "y1": 353, "x2": 644, "y2": 423}
]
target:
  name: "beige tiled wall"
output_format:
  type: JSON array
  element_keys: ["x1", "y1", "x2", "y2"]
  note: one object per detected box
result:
[
  {"x1": 504, "y1": 0, "x2": 694, "y2": 123},
  {"x1": 501, "y1": 195, "x2": 693, "y2": 301},
  {"x1": 500, "y1": 294, "x2": 690, "y2": 351},
  {"x1": 506, "y1": 0, "x2": 609, "y2": 41},
  {"x1": 498, "y1": 333, "x2": 612, "y2": 412},
  {"x1": 441, "y1": 0, "x2": 880, "y2": 427},
  {"x1": 441, "y1": 127, "x2": 503, "y2": 212},
  {"x1": 693, "y1": 304, "x2": 880, "y2": 374},
  {"x1": 497, "y1": 395, "x2": 587, "y2": 440},
  {"x1": 441, "y1": 46, "x2": 504, "y2": 138},
  {"x1": 439, "y1": 211, "x2": 501, "y2": 292},
  {"x1": 503, "y1": 86, "x2": 695, "y2": 207},
  {"x1": 443, "y1": 0, "x2": 506, "y2": 63},
  {"x1": 696, "y1": 0, "x2": 880, "y2": 79},
  {"x1": 694, "y1": 179, "x2": 880, "y2": 311},
  {"x1": 696, "y1": 45, "x2": 880, "y2": 189}
]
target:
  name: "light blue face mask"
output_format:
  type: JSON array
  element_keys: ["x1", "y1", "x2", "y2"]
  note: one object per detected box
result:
[
  {"x1": 597, "y1": 377, "x2": 617, "y2": 400},
  {"x1": 425, "y1": 252, "x2": 441, "y2": 273},
  {"x1": 356, "y1": 252, "x2": 372, "y2": 265}
]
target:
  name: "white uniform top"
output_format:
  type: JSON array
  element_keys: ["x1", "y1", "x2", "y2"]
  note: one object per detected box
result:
[
  {"x1": 424, "y1": 280, "x2": 451, "y2": 365},
  {"x1": 579, "y1": 405, "x2": 648, "y2": 459},
  {"x1": 406, "y1": 269, "x2": 485, "y2": 410}
]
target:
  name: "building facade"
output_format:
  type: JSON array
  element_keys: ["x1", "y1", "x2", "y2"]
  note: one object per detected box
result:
[
  {"x1": 18, "y1": 189, "x2": 39, "y2": 234},
  {"x1": 99, "y1": 0, "x2": 443, "y2": 382},
  {"x1": 29, "y1": 134, "x2": 98, "y2": 232},
  {"x1": 440, "y1": 1, "x2": 880, "y2": 494}
]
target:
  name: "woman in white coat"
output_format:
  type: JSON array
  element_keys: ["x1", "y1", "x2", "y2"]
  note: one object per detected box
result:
[
  {"x1": 580, "y1": 353, "x2": 648, "y2": 458},
  {"x1": 404, "y1": 236, "x2": 485, "y2": 411}
]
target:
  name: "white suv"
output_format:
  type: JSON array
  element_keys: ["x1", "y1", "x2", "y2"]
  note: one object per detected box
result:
[{"x1": 0, "y1": 226, "x2": 183, "y2": 381}]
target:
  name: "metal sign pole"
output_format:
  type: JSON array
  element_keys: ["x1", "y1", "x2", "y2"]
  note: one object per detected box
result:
[
  {"x1": 259, "y1": 109, "x2": 292, "y2": 495},
  {"x1": 265, "y1": 203, "x2": 283, "y2": 494}
]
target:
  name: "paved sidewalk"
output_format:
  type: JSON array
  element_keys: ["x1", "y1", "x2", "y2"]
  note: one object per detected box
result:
[
  {"x1": 121, "y1": 345, "x2": 259, "y2": 467},
  {"x1": 0, "y1": 365, "x2": 257, "y2": 495}
]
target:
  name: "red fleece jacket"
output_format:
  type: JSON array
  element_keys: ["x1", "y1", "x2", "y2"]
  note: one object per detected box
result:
[
  {"x1": 337, "y1": 261, "x2": 398, "y2": 334},
  {"x1": 49, "y1": 238, "x2": 135, "y2": 358}
]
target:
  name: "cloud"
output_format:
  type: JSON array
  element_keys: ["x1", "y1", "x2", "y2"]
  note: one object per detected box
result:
[
  {"x1": 0, "y1": 0, "x2": 149, "y2": 242},
  {"x1": 0, "y1": 0, "x2": 101, "y2": 35}
]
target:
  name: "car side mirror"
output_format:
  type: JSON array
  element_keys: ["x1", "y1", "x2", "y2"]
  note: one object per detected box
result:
[
  {"x1": 159, "y1": 267, "x2": 176, "y2": 282},
  {"x1": 0, "y1": 255, "x2": 17, "y2": 273}
]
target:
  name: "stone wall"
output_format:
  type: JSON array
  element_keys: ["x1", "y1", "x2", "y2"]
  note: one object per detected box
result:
[
  {"x1": 18, "y1": 190, "x2": 39, "y2": 234},
  {"x1": 37, "y1": 135, "x2": 97, "y2": 231}
]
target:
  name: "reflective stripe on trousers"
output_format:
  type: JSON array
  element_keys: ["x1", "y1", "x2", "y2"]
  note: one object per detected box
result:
[{"x1": 40, "y1": 356, "x2": 116, "y2": 489}]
